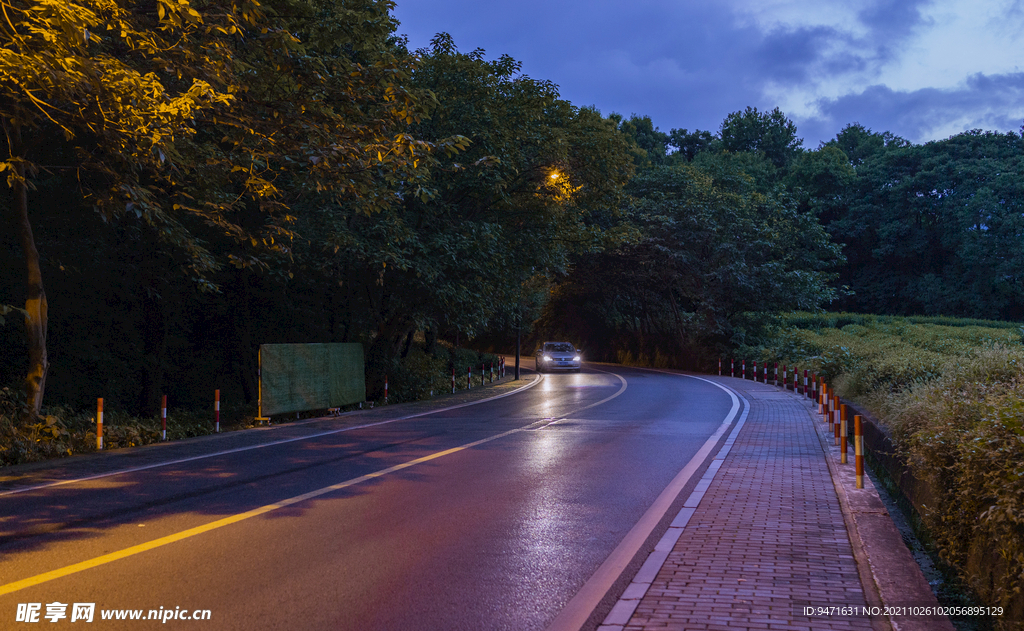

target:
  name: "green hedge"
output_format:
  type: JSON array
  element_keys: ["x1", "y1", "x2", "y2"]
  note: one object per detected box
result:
[{"x1": 745, "y1": 313, "x2": 1024, "y2": 626}]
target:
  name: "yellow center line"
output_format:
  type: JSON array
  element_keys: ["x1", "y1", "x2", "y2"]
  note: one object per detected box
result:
[{"x1": 0, "y1": 429, "x2": 520, "y2": 597}]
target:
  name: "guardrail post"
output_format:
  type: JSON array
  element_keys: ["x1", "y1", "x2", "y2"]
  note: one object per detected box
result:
[
  {"x1": 840, "y1": 404, "x2": 848, "y2": 463},
  {"x1": 96, "y1": 398, "x2": 103, "y2": 451},
  {"x1": 855, "y1": 415, "x2": 864, "y2": 488}
]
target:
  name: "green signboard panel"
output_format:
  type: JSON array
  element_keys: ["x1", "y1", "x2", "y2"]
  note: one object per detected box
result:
[{"x1": 259, "y1": 343, "x2": 365, "y2": 416}]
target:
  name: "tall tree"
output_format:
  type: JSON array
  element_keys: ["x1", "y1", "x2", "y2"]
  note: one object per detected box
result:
[
  {"x1": 719, "y1": 106, "x2": 803, "y2": 170},
  {"x1": 537, "y1": 157, "x2": 841, "y2": 364},
  {"x1": 0, "y1": 0, "x2": 443, "y2": 416}
]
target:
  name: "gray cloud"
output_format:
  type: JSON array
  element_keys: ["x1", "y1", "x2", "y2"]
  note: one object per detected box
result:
[
  {"x1": 799, "y1": 72, "x2": 1024, "y2": 144},
  {"x1": 393, "y1": 0, "x2": 1021, "y2": 146}
]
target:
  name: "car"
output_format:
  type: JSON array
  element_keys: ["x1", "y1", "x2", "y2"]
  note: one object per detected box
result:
[{"x1": 534, "y1": 341, "x2": 582, "y2": 373}]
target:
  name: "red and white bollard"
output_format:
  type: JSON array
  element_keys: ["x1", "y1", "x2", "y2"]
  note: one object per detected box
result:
[
  {"x1": 96, "y1": 398, "x2": 104, "y2": 451},
  {"x1": 452, "y1": 367, "x2": 456, "y2": 394},
  {"x1": 384, "y1": 376, "x2": 388, "y2": 404},
  {"x1": 840, "y1": 404, "x2": 849, "y2": 463},
  {"x1": 753, "y1": 360, "x2": 758, "y2": 382},
  {"x1": 730, "y1": 358, "x2": 735, "y2": 378},
  {"x1": 763, "y1": 362, "x2": 767, "y2": 383},
  {"x1": 834, "y1": 399, "x2": 842, "y2": 445},
  {"x1": 161, "y1": 394, "x2": 167, "y2": 441},
  {"x1": 855, "y1": 415, "x2": 864, "y2": 488},
  {"x1": 803, "y1": 369, "x2": 809, "y2": 397},
  {"x1": 467, "y1": 366, "x2": 472, "y2": 389},
  {"x1": 774, "y1": 362, "x2": 778, "y2": 387},
  {"x1": 718, "y1": 358, "x2": 722, "y2": 376},
  {"x1": 481, "y1": 363, "x2": 485, "y2": 385},
  {"x1": 214, "y1": 389, "x2": 220, "y2": 433},
  {"x1": 742, "y1": 359, "x2": 746, "y2": 380}
]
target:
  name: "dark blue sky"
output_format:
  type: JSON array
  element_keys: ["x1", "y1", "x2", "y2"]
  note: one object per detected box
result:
[{"x1": 392, "y1": 0, "x2": 1024, "y2": 147}]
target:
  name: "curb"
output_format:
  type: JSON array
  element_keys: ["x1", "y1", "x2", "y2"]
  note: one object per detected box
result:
[{"x1": 805, "y1": 394, "x2": 956, "y2": 631}]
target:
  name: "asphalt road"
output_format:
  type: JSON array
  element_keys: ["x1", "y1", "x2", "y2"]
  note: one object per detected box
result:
[{"x1": 0, "y1": 364, "x2": 735, "y2": 630}]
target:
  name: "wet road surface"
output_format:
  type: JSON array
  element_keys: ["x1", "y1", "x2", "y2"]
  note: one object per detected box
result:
[{"x1": 0, "y1": 365, "x2": 734, "y2": 630}]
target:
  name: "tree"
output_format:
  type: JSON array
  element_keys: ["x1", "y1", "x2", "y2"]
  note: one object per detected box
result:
[
  {"x1": 821, "y1": 127, "x2": 1024, "y2": 318},
  {"x1": 0, "y1": 0, "x2": 244, "y2": 416},
  {"x1": 536, "y1": 158, "x2": 842, "y2": 365},
  {"x1": 667, "y1": 128, "x2": 715, "y2": 162},
  {"x1": 615, "y1": 114, "x2": 669, "y2": 165},
  {"x1": 0, "y1": 0, "x2": 446, "y2": 416},
  {"x1": 719, "y1": 106, "x2": 802, "y2": 170},
  {"x1": 299, "y1": 35, "x2": 635, "y2": 393}
]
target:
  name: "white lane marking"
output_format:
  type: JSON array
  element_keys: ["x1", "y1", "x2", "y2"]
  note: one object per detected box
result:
[
  {"x1": 0, "y1": 375, "x2": 546, "y2": 498},
  {"x1": 522, "y1": 368, "x2": 627, "y2": 430},
  {"x1": 598, "y1": 393, "x2": 751, "y2": 629},
  {"x1": 546, "y1": 375, "x2": 744, "y2": 631},
  {"x1": 569, "y1": 367, "x2": 628, "y2": 413}
]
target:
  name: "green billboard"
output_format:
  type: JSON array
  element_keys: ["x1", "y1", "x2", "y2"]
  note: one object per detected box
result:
[{"x1": 259, "y1": 343, "x2": 365, "y2": 417}]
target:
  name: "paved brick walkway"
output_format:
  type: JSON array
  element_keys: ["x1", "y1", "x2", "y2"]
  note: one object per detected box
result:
[{"x1": 612, "y1": 379, "x2": 875, "y2": 631}]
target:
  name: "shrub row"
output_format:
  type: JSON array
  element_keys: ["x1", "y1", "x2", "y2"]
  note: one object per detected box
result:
[{"x1": 744, "y1": 314, "x2": 1024, "y2": 626}]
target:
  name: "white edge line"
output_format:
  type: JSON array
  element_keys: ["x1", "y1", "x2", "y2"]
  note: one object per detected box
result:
[
  {"x1": 598, "y1": 394, "x2": 751, "y2": 628},
  {"x1": 0, "y1": 374, "x2": 546, "y2": 497},
  {"x1": 545, "y1": 374, "x2": 745, "y2": 631}
]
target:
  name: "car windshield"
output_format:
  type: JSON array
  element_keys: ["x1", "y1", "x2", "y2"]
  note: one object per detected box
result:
[{"x1": 544, "y1": 343, "x2": 575, "y2": 352}]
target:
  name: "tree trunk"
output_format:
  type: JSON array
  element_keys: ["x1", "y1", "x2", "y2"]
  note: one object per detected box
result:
[{"x1": 11, "y1": 124, "x2": 48, "y2": 419}]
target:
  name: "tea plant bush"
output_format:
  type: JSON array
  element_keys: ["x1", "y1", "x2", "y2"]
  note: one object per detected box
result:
[{"x1": 746, "y1": 313, "x2": 1024, "y2": 625}]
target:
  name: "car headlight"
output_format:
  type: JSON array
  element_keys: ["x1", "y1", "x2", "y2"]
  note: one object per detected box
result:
[
  {"x1": 543, "y1": 355, "x2": 552, "y2": 362},
  {"x1": 573, "y1": 356, "x2": 581, "y2": 361}
]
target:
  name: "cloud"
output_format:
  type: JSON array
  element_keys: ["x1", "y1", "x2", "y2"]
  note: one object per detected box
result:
[
  {"x1": 392, "y1": 0, "x2": 1024, "y2": 145},
  {"x1": 798, "y1": 72, "x2": 1024, "y2": 144}
]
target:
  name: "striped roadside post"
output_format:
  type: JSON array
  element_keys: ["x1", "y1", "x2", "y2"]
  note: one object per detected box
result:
[
  {"x1": 451, "y1": 367, "x2": 456, "y2": 394},
  {"x1": 719, "y1": 358, "x2": 722, "y2": 376},
  {"x1": 803, "y1": 369, "x2": 809, "y2": 397},
  {"x1": 467, "y1": 366, "x2": 472, "y2": 389},
  {"x1": 774, "y1": 362, "x2": 778, "y2": 387},
  {"x1": 731, "y1": 358, "x2": 735, "y2": 378},
  {"x1": 763, "y1": 361, "x2": 768, "y2": 383},
  {"x1": 855, "y1": 416, "x2": 864, "y2": 488},
  {"x1": 840, "y1": 404, "x2": 849, "y2": 464},
  {"x1": 823, "y1": 384, "x2": 830, "y2": 422},
  {"x1": 834, "y1": 396, "x2": 842, "y2": 446},
  {"x1": 481, "y1": 363, "x2": 485, "y2": 385},
  {"x1": 214, "y1": 389, "x2": 220, "y2": 433},
  {"x1": 385, "y1": 376, "x2": 389, "y2": 404},
  {"x1": 96, "y1": 398, "x2": 104, "y2": 451},
  {"x1": 753, "y1": 360, "x2": 758, "y2": 382},
  {"x1": 742, "y1": 359, "x2": 746, "y2": 380},
  {"x1": 783, "y1": 365, "x2": 788, "y2": 388},
  {"x1": 161, "y1": 395, "x2": 167, "y2": 441}
]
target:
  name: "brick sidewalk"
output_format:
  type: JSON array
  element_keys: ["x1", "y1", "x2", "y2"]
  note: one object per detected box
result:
[{"x1": 607, "y1": 379, "x2": 878, "y2": 631}]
